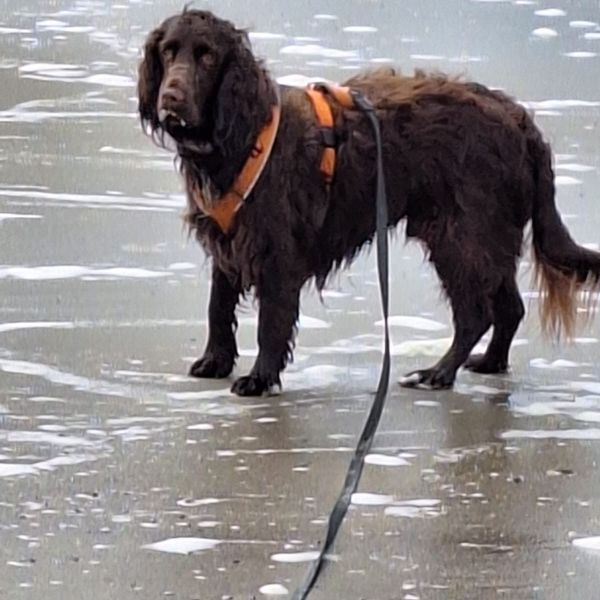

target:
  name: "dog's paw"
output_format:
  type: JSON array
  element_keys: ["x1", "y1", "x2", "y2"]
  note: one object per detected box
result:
[
  {"x1": 463, "y1": 354, "x2": 508, "y2": 374},
  {"x1": 399, "y1": 368, "x2": 455, "y2": 390},
  {"x1": 189, "y1": 352, "x2": 234, "y2": 379},
  {"x1": 231, "y1": 374, "x2": 281, "y2": 397}
]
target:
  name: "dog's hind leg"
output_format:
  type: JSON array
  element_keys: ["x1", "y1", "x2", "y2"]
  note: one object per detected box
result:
[
  {"x1": 401, "y1": 236, "x2": 495, "y2": 390},
  {"x1": 464, "y1": 275, "x2": 525, "y2": 374},
  {"x1": 189, "y1": 265, "x2": 240, "y2": 379}
]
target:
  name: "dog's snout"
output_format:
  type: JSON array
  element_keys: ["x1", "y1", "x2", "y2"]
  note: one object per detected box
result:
[
  {"x1": 160, "y1": 77, "x2": 186, "y2": 105},
  {"x1": 161, "y1": 85, "x2": 184, "y2": 107},
  {"x1": 155, "y1": 60, "x2": 203, "y2": 129}
]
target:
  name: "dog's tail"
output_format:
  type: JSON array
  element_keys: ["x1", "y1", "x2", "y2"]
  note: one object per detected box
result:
[{"x1": 531, "y1": 137, "x2": 600, "y2": 338}]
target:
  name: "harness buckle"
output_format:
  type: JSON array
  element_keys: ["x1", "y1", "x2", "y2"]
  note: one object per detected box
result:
[{"x1": 320, "y1": 127, "x2": 336, "y2": 148}]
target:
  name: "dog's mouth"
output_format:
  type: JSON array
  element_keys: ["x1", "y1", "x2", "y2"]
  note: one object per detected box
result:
[
  {"x1": 159, "y1": 108, "x2": 188, "y2": 129},
  {"x1": 159, "y1": 109, "x2": 214, "y2": 155}
]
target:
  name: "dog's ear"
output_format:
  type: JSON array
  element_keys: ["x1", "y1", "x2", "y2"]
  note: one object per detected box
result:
[
  {"x1": 137, "y1": 27, "x2": 165, "y2": 137},
  {"x1": 213, "y1": 30, "x2": 272, "y2": 160}
]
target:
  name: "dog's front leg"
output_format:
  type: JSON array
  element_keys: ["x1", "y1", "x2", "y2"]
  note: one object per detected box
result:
[
  {"x1": 231, "y1": 273, "x2": 302, "y2": 397},
  {"x1": 189, "y1": 265, "x2": 240, "y2": 379}
]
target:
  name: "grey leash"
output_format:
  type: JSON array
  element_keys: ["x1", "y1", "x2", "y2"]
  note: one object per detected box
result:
[{"x1": 291, "y1": 90, "x2": 391, "y2": 600}]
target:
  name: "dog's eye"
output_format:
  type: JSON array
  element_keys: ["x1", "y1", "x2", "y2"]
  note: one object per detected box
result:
[
  {"x1": 194, "y1": 44, "x2": 212, "y2": 62},
  {"x1": 162, "y1": 42, "x2": 179, "y2": 61}
]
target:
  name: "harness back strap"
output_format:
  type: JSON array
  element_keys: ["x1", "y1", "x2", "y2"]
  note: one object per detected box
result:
[
  {"x1": 305, "y1": 82, "x2": 354, "y2": 186},
  {"x1": 192, "y1": 101, "x2": 281, "y2": 234}
]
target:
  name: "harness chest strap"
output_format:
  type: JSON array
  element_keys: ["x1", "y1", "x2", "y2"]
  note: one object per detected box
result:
[
  {"x1": 192, "y1": 100, "x2": 281, "y2": 234},
  {"x1": 193, "y1": 82, "x2": 355, "y2": 234}
]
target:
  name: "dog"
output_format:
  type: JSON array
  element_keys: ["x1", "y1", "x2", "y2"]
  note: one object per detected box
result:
[{"x1": 137, "y1": 8, "x2": 600, "y2": 396}]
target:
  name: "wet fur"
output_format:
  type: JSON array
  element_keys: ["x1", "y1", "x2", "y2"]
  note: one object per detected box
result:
[{"x1": 138, "y1": 9, "x2": 600, "y2": 396}]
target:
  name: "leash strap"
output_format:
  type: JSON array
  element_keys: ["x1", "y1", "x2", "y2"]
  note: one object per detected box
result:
[{"x1": 291, "y1": 90, "x2": 391, "y2": 600}]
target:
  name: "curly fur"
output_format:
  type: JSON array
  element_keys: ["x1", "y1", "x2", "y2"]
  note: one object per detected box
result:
[{"x1": 138, "y1": 9, "x2": 600, "y2": 396}]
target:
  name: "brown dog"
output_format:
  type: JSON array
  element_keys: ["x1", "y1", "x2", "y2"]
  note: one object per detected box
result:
[{"x1": 137, "y1": 8, "x2": 600, "y2": 396}]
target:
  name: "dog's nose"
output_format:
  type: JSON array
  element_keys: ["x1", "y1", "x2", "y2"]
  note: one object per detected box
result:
[{"x1": 161, "y1": 84, "x2": 184, "y2": 107}]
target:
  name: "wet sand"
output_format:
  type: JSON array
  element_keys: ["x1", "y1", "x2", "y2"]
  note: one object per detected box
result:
[{"x1": 1, "y1": 1, "x2": 600, "y2": 598}]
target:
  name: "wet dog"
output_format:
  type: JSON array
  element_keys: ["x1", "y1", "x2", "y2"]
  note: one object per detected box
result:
[{"x1": 137, "y1": 9, "x2": 600, "y2": 396}]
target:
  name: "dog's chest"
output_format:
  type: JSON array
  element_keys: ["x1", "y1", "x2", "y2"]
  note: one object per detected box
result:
[{"x1": 195, "y1": 218, "x2": 261, "y2": 290}]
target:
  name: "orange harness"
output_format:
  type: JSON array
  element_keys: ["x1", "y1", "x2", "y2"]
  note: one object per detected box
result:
[
  {"x1": 191, "y1": 82, "x2": 355, "y2": 234},
  {"x1": 304, "y1": 82, "x2": 354, "y2": 186}
]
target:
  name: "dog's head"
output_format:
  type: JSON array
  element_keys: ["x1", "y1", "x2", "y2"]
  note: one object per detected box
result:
[{"x1": 137, "y1": 9, "x2": 269, "y2": 158}]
